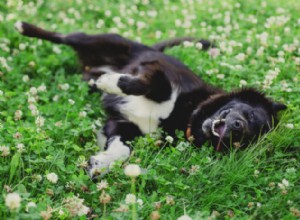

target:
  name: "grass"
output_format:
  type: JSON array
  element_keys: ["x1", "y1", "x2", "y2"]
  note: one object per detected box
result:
[{"x1": 0, "y1": 0, "x2": 300, "y2": 219}]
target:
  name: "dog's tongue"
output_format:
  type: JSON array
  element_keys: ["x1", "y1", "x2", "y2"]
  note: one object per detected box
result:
[
  {"x1": 215, "y1": 123, "x2": 226, "y2": 151},
  {"x1": 214, "y1": 123, "x2": 226, "y2": 137}
]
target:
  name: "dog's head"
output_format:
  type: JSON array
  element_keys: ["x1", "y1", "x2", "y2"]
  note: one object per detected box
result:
[{"x1": 189, "y1": 89, "x2": 286, "y2": 151}]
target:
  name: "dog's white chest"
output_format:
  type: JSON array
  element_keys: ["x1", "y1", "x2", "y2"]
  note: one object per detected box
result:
[{"x1": 119, "y1": 91, "x2": 177, "y2": 134}]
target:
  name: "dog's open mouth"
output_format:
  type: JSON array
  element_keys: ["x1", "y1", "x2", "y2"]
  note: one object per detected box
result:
[
  {"x1": 212, "y1": 119, "x2": 226, "y2": 137},
  {"x1": 211, "y1": 119, "x2": 227, "y2": 151}
]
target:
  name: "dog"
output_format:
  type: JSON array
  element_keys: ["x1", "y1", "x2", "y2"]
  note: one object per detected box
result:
[{"x1": 15, "y1": 22, "x2": 287, "y2": 177}]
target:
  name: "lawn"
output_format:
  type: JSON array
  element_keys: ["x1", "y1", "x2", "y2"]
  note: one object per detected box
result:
[{"x1": 0, "y1": 0, "x2": 300, "y2": 219}]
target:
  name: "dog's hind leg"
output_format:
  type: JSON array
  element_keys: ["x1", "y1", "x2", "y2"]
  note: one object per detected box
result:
[
  {"x1": 88, "y1": 119, "x2": 142, "y2": 178},
  {"x1": 16, "y1": 22, "x2": 152, "y2": 69}
]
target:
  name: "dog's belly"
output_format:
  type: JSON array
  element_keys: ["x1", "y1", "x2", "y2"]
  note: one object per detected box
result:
[{"x1": 119, "y1": 91, "x2": 178, "y2": 134}]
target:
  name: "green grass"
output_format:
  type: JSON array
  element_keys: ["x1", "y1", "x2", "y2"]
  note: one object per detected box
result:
[{"x1": 1, "y1": 0, "x2": 300, "y2": 219}]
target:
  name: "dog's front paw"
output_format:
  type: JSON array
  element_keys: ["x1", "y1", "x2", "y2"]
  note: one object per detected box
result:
[
  {"x1": 95, "y1": 73, "x2": 124, "y2": 95},
  {"x1": 87, "y1": 153, "x2": 115, "y2": 177}
]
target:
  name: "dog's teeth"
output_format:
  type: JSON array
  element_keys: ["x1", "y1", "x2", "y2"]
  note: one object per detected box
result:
[{"x1": 211, "y1": 120, "x2": 220, "y2": 137}]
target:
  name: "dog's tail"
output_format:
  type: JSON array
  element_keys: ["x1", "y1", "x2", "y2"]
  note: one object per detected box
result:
[
  {"x1": 15, "y1": 21, "x2": 68, "y2": 44},
  {"x1": 152, "y1": 37, "x2": 214, "y2": 52}
]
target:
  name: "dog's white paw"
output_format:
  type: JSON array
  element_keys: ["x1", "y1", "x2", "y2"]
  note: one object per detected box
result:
[
  {"x1": 87, "y1": 152, "x2": 116, "y2": 177},
  {"x1": 88, "y1": 136, "x2": 130, "y2": 177},
  {"x1": 14, "y1": 21, "x2": 24, "y2": 33},
  {"x1": 96, "y1": 73, "x2": 124, "y2": 95}
]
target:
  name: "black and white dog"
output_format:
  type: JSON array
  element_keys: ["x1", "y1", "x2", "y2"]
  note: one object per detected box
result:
[{"x1": 16, "y1": 22, "x2": 286, "y2": 177}]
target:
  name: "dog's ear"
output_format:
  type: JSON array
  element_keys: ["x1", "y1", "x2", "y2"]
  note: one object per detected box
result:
[{"x1": 272, "y1": 102, "x2": 287, "y2": 113}]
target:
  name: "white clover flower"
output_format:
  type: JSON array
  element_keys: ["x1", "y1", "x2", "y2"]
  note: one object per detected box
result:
[
  {"x1": 175, "y1": 19, "x2": 182, "y2": 27},
  {"x1": 16, "y1": 143, "x2": 25, "y2": 153},
  {"x1": 124, "y1": 164, "x2": 141, "y2": 177},
  {"x1": 166, "y1": 195, "x2": 175, "y2": 205},
  {"x1": 55, "y1": 121, "x2": 62, "y2": 127},
  {"x1": 155, "y1": 30, "x2": 162, "y2": 39},
  {"x1": 277, "y1": 51, "x2": 285, "y2": 57},
  {"x1": 208, "y1": 48, "x2": 220, "y2": 58},
  {"x1": 284, "y1": 27, "x2": 290, "y2": 33},
  {"x1": 282, "y1": 179, "x2": 289, "y2": 187},
  {"x1": 147, "y1": 10, "x2": 157, "y2": 17},
  {"x1": 27, "y1": 96, "x2": 36, "y2": 104},
  {"x1": 177, "y1": 214, "x2": 192, "y2": 220},
  {"x1": 165, "y1": 136, "x2": 174, "y2": 144},
  {"x1": 58, "y1": 83, "x2": 70, "y2": 91},
  {"x1": 19, "y1": 43, "x2": 27, "y2": 50},
  {"x1": 150, "y1": 210, "x2": 161, "y2": 220},
  {"x1": 137, "y1": 198, "x2": 143, "y2": 206},
  {"x1": 58, "y1": 209, "x2": 65, "y2": 217},
  {"x1": 256, "y1": 47, "x2": 264, "y2": 56},
  {"x1": 28, "y1": 104, "x2": 38, "y2": 115},
  {"x1": 285, "y1": 123, "x2": 294, "y2": 129},
  {"x1": 96, "y1": 19, "x2": 104, "y2": 29},
  {"x1": 29, "y1": 61, "x2": 36, "y2": 67},
  {"x1": 263, "y1": 68, "x2": 280, "y2": 89},
  {"x1": 0, "y1": 56, "x2": 11, "y2": 71},
  {"x1": 99, "y1": 191, "x2": 111, "y2": 204},
  {"x1": 22, "y1": 75, "x2": 30, "y2": 82},
  {"x1": 239, "y1": 80, "x2": 247, "y2": 87},
  {"x1": 105, "y1": 10, "x2": 111, "y2": 17},
  {"x1": 52, "y1": 95, "x2": 60, "y2": 102},
  {"x1": 282, "y1": 44, "x2": 291, "y2": 52},
  {"x1": 33, "y1": 174, "x2": 43, "y2": 182},
  {"x1": 79, "y1": 111, "x2": 87, "y2": 118},
  {"x1": 0, "y1": 145, "x2": 10, "y2": 157},
  {"x1": 278, "y1": 183, "x2": 285, "y2": 190},
  {"x1": 96, "y1": 180, "x2": 109, "y2": 191},
  {"x1": 37, "y1": 84, "x2": 47, "y2": 92},
  {"x1": 5, "y1": 192, "x2": 22, "y2": 210},
  {"x1": 125, "y1": 194, "x2": 136, "y2": 205},
  {"x1": 29, "y1": 87, "x2": 38, "y2": 95},
  {"x1": 189, "y1": 165, "x2": 200, "y2": 174},
  {"x1": 256, "y1": 32, "x2": 268, "y2": 46},
  {"x1": 235, "y1": 53, "x2": 246, "y2": 61},
  {"x1": 274, "y1": 36, "x2": 281, "y2": 44},
  {"x1": 137, "y1": 21, "x2": 146, "y2": 30},
  {"x1": 76, "y1": 156, "x2": 88, "y2": 168},
  {"x1": 46, "y1": 172, "x2": 58, "y2": 184},
  {"x1": 183, "y1": 41, "x2": 193, "y2": 48},
  {"x1": 35, "y1": 116, "x2": 45, "y2": 127},
  {"x1": 286, "y1": 167, "x2": 296, "y2": 174},
  {"x1": 53, "y1": 46, "x2": 62, "y2": 54},
  {"x1": 68, "y1": 99, "x2": 75, "y2": 105},
  {"x1": 114, "y1": 204, "x2": 129, "y2": 212},
  {"x1": 14, "y1": 110, "x2": 23, "y2": 120},
  {"x1": 26, "y1": 201, "x2": 37, "y2": 212},
  {"x1": 217, "y1": 74, "x2": 225, "y2": 79},
  {"x1": 63, "y1": 195, "x2": 90, "y2": 216},
  {"x1": 246, "y1": 47, "x2": 252, "y2": 55}
]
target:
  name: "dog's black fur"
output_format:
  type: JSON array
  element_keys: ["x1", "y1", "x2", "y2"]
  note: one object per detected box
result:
[{"x1": 16, "y1": 22, "x2": 286, "y2": 177}]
